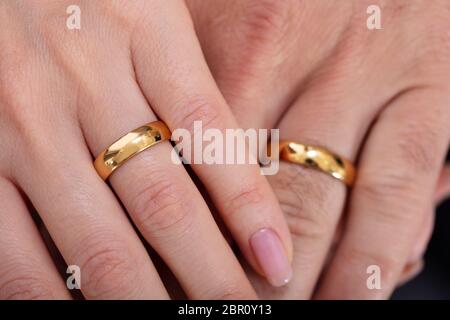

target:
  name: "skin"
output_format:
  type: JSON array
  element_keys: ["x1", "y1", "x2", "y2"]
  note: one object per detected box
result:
[
  {"x1": 187, "y1": 0, "x2": 450, "y2": 299},
  {"x1": 0, "y1": 0, "x2": 449, "y2": 300},
  {"x1": 0, "y1": 0, "x2": 295, "y2": 299}
]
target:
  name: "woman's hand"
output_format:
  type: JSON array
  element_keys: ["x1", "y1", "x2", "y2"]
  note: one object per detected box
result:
[
  {"x1": 0, "y1": 0, "x2": 295, "y2": 299},
  {"x1": 188, "y1": 0, "x2": 450, "y2": 299}
]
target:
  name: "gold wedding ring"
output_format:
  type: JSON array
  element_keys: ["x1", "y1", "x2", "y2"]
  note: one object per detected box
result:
[
  {"x1": 276, "y1": 141, "x2": 356, "y2": 186},
  {"x1": 94, "y1": 121, "x2": 171, "y2": 180}
]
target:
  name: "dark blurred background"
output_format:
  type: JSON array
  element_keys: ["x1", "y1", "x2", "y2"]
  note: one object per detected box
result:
[{"x1": 393, "y1": 153, "x2": 450, "y2": 300}]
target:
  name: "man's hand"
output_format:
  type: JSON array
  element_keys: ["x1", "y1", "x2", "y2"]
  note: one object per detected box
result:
[{"x1": 188, "y1": 0, "x2": 450, "y2": 299}]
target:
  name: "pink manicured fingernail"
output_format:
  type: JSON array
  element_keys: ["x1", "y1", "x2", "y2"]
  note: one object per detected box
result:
[{"x1": 250, "y1": 228, "x2": 292, "y2": 287}]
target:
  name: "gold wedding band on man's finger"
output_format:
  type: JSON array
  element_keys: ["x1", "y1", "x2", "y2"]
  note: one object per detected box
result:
[{"x1": 272, "y1": 140, "x2": 356, "y2": 187}]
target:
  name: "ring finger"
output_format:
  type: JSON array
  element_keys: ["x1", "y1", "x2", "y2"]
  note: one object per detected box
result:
[
  {"x1": 78, "y1": 47, "x2": 256, "y2": 299},
  {"x1": 253, "y1": 57, "x2": 405, "y2": 298}
]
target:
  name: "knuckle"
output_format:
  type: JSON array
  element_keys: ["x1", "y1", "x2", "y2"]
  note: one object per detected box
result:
[
  {"x1": 0, "y1": 58, "x2": 57, "y2": 153},
  {"x1": 0, "y1": 73, "x2": 34, "y2": 128},
  {"x1": 396, "y1": 137, "x2": 436, "y2": 175},
  {"x1": 394, "y1": 117, "x2": 441, "y2": 174},
  {"x1": 78, "y1": 239, "x2": 139, "y2": 299},
  {"x1": 282, "y1": 202, "x2": 330, "y2": 241},
  {"x1": 231, "y1": 0, "x2": 299, "y2": 75},
  {"x1": 130, "y1": 174, "x2": 193, "y2": 233},
  {"x1": 223, "y1": 182, "x2": 264, "y2": 218},
  {"x1": 379, "y1": 90, "x2": 448, "y2": 176},
  {"x1": 0, "y1": 37, "x2": 26, "y2": 87},
  {"x1": 241, "y1": 0, "x2": 295, "y2": 43},
  {"x1": 357, "y1": 173, "x2": 405, "y2": 204},
  {"x1": 206, "y1": 282, "x2": 251, "y2": 300},
  {"x1": 271, "y1": 162, "x2": 342, "y2": 239},
  {"x1": 356, "y1": 170, "x2": 423, "y2": 223},
  {"x1": 94, "y1": 0, "x2": 142, "y2": 32},
  {"x1": 0, "y1": 273, "x2": 55, "y2": 300},
  {"x1": 0, "y1": 42, "x2": 40, "y2": 123},
  {"x1": 340, "y1": 247, "x2": 401, "y2": 283},
  {"x1": 171, "y1": 95, "x2": 222, "y2": 131}
]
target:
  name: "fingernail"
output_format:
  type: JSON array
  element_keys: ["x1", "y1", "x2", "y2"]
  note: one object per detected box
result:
[{"x1": 250, "y1": 228, "x2": 293, "y2": 287}]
